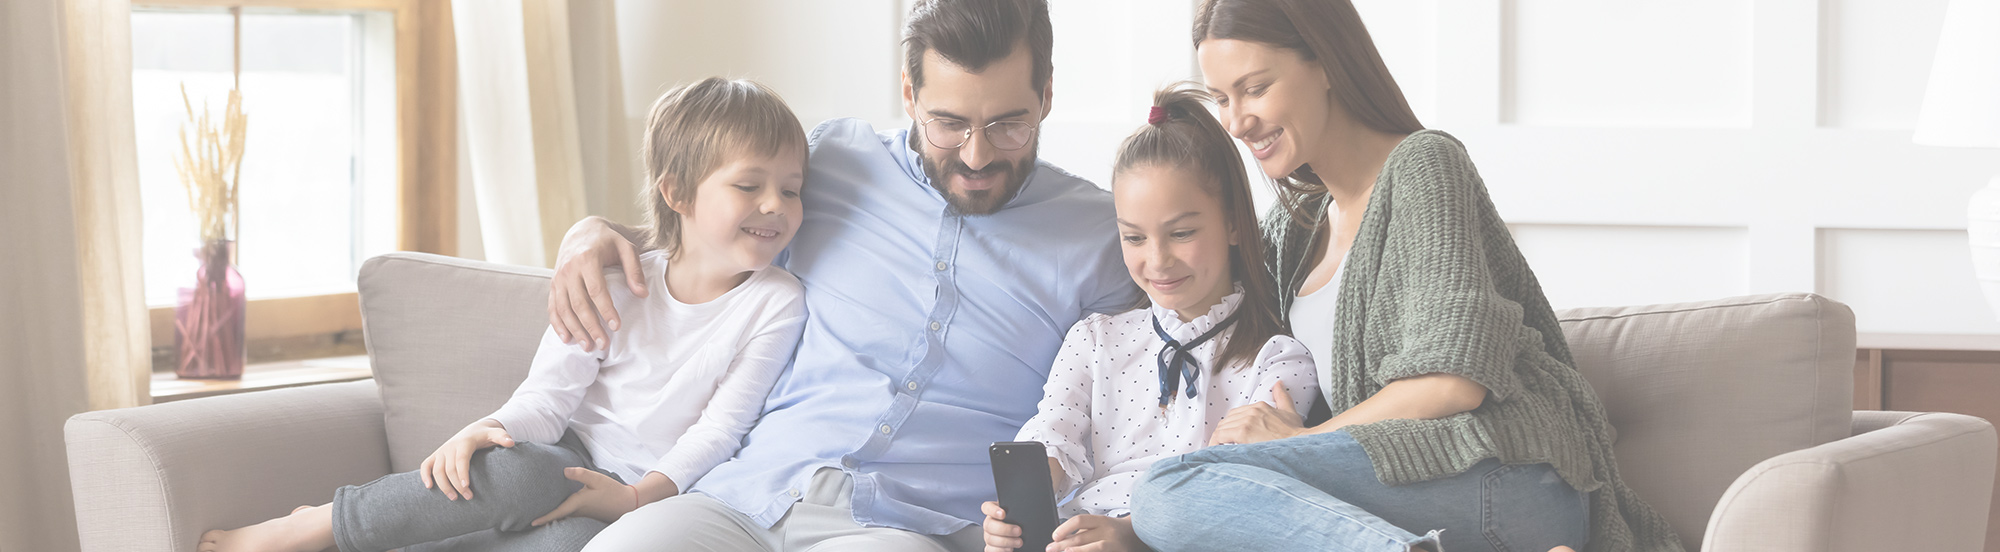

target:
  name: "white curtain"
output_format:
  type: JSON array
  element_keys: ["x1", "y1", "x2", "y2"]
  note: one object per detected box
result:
[
  {"x1": 1, "y1": 0, "x2": 151, "y2": 549},
  {"x1": 453, "y1": 0, "x2": 635, "y2": 267}
]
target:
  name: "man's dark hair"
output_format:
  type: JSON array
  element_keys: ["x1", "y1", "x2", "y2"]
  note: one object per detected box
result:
[{"x1": 902, "y1": 0, "x2": 1053, "y2": 95}]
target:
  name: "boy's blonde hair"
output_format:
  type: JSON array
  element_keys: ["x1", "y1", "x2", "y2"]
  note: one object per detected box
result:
[{"x1": 640, "y1": 78, "x2": 808, "y2": 257}]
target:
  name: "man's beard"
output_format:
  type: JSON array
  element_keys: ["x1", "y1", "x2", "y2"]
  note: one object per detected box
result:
[{"x1": 910, "y1": 125, "x2": 1034, "y2": 216}]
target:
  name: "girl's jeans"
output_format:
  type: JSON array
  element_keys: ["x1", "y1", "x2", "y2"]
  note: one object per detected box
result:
[{"x1": 1130, "y1": 431, "x2": 1588, "y2": 552}]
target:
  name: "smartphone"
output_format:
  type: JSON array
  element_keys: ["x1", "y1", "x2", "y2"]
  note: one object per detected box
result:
[{"x1": 989, "y1": 441, "x2": 1058, "y2": 552}]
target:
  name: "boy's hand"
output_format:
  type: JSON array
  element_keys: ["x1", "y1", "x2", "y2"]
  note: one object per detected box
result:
[
  {"x1": 981, "y1": 501, "x2": 1026, "y2": 552},
  {"x1": 1049, "y1": 514, "x2": 1147, "y2": 552},
  {"x1": 550, "y1": 216, "x2": 647, "y2": 352},
  {"x1": 531, "y1": 467, "x2": 639, "y2": 526},
  {"x1": 420, "y1": 420, "x2": 515, "y2": 501}
]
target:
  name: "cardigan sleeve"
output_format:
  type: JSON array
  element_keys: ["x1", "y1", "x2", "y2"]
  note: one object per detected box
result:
[{"x1": 1366, "y1": 133, "x2": 1528, "y2": 403}]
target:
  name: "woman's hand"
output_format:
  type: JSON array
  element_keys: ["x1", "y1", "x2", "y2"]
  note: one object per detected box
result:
[
  {"x1": 419, "y1": 419, "x2": 516, "y2": 501},
  {"x1": 1208, "y1": 382, "x2": 1307, "y2": 446},
  {"x1": 981, "y1": 501, "x2": 1026, "y2": 552},
  {"x1": 549, "y1": 216, "x2": 647, "y2": 352},
  {"x1": 1049, "y1": 514, "x2": 1147, "y2": 552},
  {"x1": 531, "y1": 467, "x2": 639, "y2": 526}
]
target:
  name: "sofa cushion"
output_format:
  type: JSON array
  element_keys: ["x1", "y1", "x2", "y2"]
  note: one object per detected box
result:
[
  {"x1": 1556, "y1": 292, "x2": 1854, "y2": 550},
  {"x1": 358, "y1": 252, "x2": 554, "y2": 472}
]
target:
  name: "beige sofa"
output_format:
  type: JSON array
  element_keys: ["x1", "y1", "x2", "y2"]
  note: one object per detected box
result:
[{"x1": 65, "y1": 252, "x2": 1998, "y2": 551}]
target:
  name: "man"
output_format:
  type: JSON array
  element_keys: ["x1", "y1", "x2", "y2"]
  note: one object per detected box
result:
[{"x1": 555, "y1": 1, "x2": 1138, "y2": 550}]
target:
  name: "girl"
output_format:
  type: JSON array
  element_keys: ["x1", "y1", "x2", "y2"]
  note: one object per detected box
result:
[
  {"x1": 1128, "y1": 1, "x2": 1683, "y2": 551},
  {"x1": 979, "y1": 85, "x2": 1319, "y2": 552},
  {"x1": 199, "y1": 78, "x2": 812, "y2": 552}
]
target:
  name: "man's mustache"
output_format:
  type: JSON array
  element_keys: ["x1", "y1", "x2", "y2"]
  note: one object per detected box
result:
[{"x1": 945, "y1": 162, "x2": 1010, "y2": 179}]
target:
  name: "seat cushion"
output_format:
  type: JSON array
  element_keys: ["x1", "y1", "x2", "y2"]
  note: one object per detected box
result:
[
  {"x1": 1556, "y1": 293, "x2": 1854, "y2": 550},
  {"x1": 358, "y1": 252, "x2": 554, "y2": 472}
]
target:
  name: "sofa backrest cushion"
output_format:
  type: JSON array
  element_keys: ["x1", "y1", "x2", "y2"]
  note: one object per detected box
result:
[
  {"x1": 1556, "y1": 293, "x2": 1855, "y2": 550},
  {"x1": 358, "y1": 252, "x2": 553, "y2": 472},
  {"x1": 358, "y1": 253, "x2": 1859, "y2": 548}
]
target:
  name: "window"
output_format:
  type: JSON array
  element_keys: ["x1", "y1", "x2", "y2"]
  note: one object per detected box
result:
[
  {"x1": 128, "y1": 0, "x2": 455, "y2": 370},
  {"x1": 132, "y1": 7, "x2": 398, "y2": 305}
]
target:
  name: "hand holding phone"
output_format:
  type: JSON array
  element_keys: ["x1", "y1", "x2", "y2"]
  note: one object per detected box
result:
[{"x1": 989, "y1": 441, "x2": 1058, "y2": 551}]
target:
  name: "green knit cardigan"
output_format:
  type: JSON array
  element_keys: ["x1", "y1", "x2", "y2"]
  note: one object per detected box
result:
[{"x1": 1262, "y1": 130, "x2": 1683, "y2": 552}]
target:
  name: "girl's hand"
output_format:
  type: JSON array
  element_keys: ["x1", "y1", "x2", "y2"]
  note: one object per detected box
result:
[
  {"x1": 1208, "y1": 382, "x2": 1306, "y2": 446},
  {"x1": 1049, "y1": 514, "x2": 1146, "y2": 552},
  {"x1": 419, "y1": 420, "x2": 516, "y2": 500},
  {"x1": 981, "y1": 501, "x2": 1026, "y2": 552},
  {"x1": 531, "y1": 467, "x2": 639, "y2": 526}
]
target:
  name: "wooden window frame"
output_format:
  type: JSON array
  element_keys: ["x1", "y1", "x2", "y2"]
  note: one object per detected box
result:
[{"x1": 133, "y1": 0, "x2": 455, "y2": 368}]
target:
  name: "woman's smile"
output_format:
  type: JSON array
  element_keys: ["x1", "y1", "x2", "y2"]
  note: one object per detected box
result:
[{"x1": 1245, "y1": 128, "x2": 1282, "y2": 160}]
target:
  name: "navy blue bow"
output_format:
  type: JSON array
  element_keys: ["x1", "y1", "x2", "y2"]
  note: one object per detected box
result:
[{"x1": 1152, "y1": 309, "x2": 1240, "y2": 406}]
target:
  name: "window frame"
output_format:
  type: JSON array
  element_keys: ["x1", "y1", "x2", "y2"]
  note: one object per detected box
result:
[{"x1": 132, "y1": 0, "x2": 455, "y2": 368}]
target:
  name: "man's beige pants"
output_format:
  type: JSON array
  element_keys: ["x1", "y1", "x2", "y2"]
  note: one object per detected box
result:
[{"x1": 582, "y1": 468, "x2": 983, "y2": 552}]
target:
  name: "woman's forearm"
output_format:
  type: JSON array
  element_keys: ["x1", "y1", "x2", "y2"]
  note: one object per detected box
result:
[{"x1": 1302, "y1": 373, "x2": 1487, "y2": 436}]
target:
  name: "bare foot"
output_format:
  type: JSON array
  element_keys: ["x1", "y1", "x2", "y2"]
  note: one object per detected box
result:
[
  {"x1": 197, "y1": 504, "x2": 336, "y2": 552},
  {"x1": 1550, "y1": 547, "x2": 1578, "y2": 552}
]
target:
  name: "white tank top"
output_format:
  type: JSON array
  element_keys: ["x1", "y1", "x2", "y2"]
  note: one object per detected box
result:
[{"x1": 1287, "y1": 249, "x2": 1348, "y2": 399}]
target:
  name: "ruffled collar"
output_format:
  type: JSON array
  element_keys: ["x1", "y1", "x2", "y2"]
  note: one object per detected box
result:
[{"x1": 1149, "y1": 284, "x2": 1245, "y2": 343}]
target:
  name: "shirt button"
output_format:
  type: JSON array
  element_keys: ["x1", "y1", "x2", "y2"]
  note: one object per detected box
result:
[
  {"x1": 907, "y1": 381, "x2": 919, "y2": 391},
  {"x1": 881, "y1": 424, "x2": 894, "y2": 435},
  {"x1": 935, "y1": 260, "x2": 949, "y2": 271},
  {"x1": 842, "y1": 456, "x2": 858, "y2": 468},
  {"x1": 788, "y1": 489, "x2": 800, "y2": 498},
  {"x1": 929, "y1": 321, "x2": 941, "y2": 332}
]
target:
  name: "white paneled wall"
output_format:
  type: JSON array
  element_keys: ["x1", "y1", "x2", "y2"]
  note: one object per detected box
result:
[
  {"x1": 1821, "y1": 0, "x2": 1954, "y2": 129},
  {"x1": 610, "y1": 0, "x2": 2000, "y2": 335},
  {"x1": 1511, "y1": 224, "x2": 1751, "y2": 309},
  {"x1": 1036, "y1": 0, "x2": 1198, "y2": 188},
  {"x1": 1505, "y1": 0, "x2": 1755, "y2": 128},
  {"x1": 1394, "y1": 0, "x2": 2000, "y2": 335}
]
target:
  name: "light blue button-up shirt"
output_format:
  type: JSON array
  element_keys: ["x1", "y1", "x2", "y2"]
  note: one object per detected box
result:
[{"x1": 688, "y1": 118, "x2": 1140, "y2": 534}]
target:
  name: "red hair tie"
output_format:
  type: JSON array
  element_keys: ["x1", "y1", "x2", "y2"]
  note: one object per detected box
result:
[{"x1": 1147, "y1": 106, "x2": 1169, "y2": 126}]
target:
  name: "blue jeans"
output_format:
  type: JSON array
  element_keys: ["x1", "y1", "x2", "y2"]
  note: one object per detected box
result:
[{"x1": 1130, "y1": 431, "x2": 1588, "y2": 552}]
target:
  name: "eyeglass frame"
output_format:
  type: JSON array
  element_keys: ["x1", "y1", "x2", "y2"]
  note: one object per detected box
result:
[{"x1": 913, "y1": 102, "x2": 1043, "y2": 151}]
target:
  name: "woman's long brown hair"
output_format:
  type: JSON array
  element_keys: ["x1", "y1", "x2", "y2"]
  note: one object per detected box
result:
[
  {"x1": 1195, "y1": 0, "x2": 1424, "y2": 227},
  {"x1": 1114, "y1": 84, "x2": 1288, "y2": 374}
]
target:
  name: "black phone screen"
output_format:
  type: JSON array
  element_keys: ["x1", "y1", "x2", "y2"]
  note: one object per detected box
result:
[{"x1": 989, "y1": 441, "x2": 1059, "y2": 551}]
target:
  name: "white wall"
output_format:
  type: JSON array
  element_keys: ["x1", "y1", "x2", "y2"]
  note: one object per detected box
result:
[
  {"x1": 613, "y1": 0, "x2": 907, "y2": 141},
  {"x1": 610, "y1": 0, "x2": 2000, "y2": 336},
  {"x1": 1358, "y1": 0, "x2": 2000, "y2": 335}
]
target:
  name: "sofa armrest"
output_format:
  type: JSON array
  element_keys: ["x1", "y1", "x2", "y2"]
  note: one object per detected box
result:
[
  {"x1": 1701, "y1": 410, "x2": 1996, "y2": 552},
  {"x1": 65, "y1": 380, "x2": 392, "y2": 552}
]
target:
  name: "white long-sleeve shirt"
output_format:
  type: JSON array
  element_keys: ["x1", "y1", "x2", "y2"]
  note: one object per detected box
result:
[
  {"x1": 1015, "y1": 290, "x2": 1319, "y2": 518},
  {"x1": 487, "y1": 250, "x2": 807, "y2": 490}
]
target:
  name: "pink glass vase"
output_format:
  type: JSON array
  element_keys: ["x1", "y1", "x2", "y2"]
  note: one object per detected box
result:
[{"x1": 174, "y1": 240, "x2": 246, "y2": 380}]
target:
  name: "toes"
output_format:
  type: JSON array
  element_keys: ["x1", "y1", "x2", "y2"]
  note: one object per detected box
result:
[{"x1": 292, "y1": 505, "x2": 313, "y2": 514}]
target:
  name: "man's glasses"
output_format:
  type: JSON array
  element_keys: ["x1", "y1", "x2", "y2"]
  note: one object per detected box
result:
[{"x1": 917, "y1": 116, "x2": 1038, "y2": 151}]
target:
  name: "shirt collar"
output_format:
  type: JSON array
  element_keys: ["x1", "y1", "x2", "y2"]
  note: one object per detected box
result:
[{"x1": 1150, "y1": 284, "x2": 1246, "y2": 342}]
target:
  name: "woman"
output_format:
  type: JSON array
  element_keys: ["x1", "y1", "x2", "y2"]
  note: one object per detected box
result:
[{"x1": 1126, "y1": 1, "x2": 1684, "y2": 551}]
